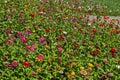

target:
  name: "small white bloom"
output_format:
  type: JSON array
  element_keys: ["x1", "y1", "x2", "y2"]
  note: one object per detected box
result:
[
  {"x1": 4, "y1": 0, "x2": 7, "y2": 3},
  {"x1": 63, "y1": 31, "x2": 67, "y2": 34},
  {"x1": 116, "y1": 65, "x2": 120, "y2": 69}
]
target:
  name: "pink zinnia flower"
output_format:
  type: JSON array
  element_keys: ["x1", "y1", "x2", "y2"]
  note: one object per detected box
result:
[
  {"x1": 39, "y1": 37, "x2": 46, "y2": 44},
  {"x1": 32, "y1": 72, "x2": 36, "y2": 75},
  {"x1": 101, "y1": 75, "x2": 107, "y2": 79},
  {"x1": 110, "y1": 48, "x2": 116, "y2": 53},
  {"x1": 107, "y1": 73, "x2": 113, "y2": 77},
  {"x1": 5, "y1": 40, "x2": 14, "y2": 45},
  {"x1": 25, "y1": 45, "x2": 35, "y2": 52},
  {"x1": 38, "y1": 54, "x2": 44, "y2": 60},
  {"x1": 12, "y1": 61, "x2": 18, "y2": 67},
  {"x1": 19, "y1": 18, "x2": 24, "y2": 21},
  {"x1": 80, "y1": 70, "x2": 87, "y2": 75},
  {"x1": 20, "y1": 35, "x2": 27, "y2": 44},
  {"x1": 56, "y1": 42, "x2": 61, "y2": 46},
  {"x1": 58, "y1": 47, "x2": 63, "y2": 53},
  {"x1": 103, "y1": 59, "x2": 109, "y2": 63},
  {"x1": 24, "y1": 29, "x2": 31, "y2": 35},
  {"x1": 5, "y1": 30, "x2": 11, "y2": 34}
]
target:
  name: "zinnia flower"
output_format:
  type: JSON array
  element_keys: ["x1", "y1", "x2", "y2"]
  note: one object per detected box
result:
[
  {"x1": 45, "y1": 28, "x2": 50, "y2": 33},
  {"x1": 110, "y1": 48, "x2": 116, "y2": 53},
  {"x1": 25, "y1": 45, "x2": 35, "y2": 52},
  {"x1": 107, "y1": 73, "x2": 113, "y2": 77},
  {"x1": 101, "y1": 75, "x2": 107, "y2": 79},
  {"x1": 19, "y1": 35, "x2": 27, "y2": 44},
  {"x1": 80, "y1": 70, "x2": 87, "y2": 75},
  {"x1": 29, "y1": 13, "x2": 34, "y2": 17},
  {"x1": 38, "y1": 37, "x2": 46, "y2": 44},
  {"x1": 36, "y1": 68, "x2": 42, "y2": 72},
  {"x1": 38, "y1": 54, "x2": 44, "y2": 60},
  {"x1": 12, "y1": 61, "x2": 18, "y2": 67},
  {"x1": 23, "y1": 61, "x2": 30, "y2": 67},
  {"x1": 58, "y1": 47, "x2": 63, "y2": 53},
  {"x1": 71, "y1": 71, "x2": 75, "y2": 76},
  {"x1": 5, "y1": 30, "x2": 11, "y2": 34},
  {"x1": 88, "y1": 63, "x2": 93, "y2": 67}
]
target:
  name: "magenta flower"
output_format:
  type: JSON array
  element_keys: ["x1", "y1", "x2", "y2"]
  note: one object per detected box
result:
[
  {"x1": 38, "y1": 54, "x2": 44, "y2": 60},
  {"x1": 24, "y1": 29, "x2": 31, "y2": 35},
  {"x1": 9, "y1": 13, "x2": 14, "y2": 17},
  {"x1": 20, "y1": 35, "x2": 27, "y2": 44},
  {"x1": 12, "y1": 61, "x2": 18, "y2": 67},
  {"x1": 25, "y1": 45, "x2": 35, "y2": 52},
  {"x1": 5, "y1": 40, "x2": 14, "y2": 45},
  {"x1": 39, "y1": 37, "x2": 46, "y2": 44},
  {"x1": 5, "y1": 30, "x2": 11, "y2": 34},
  {"x1": 19, "y1": 18, "x2": 24, "y2": 21},
  {"x1": 58, "y1": 47, "x2": 63, "y2": 53}
]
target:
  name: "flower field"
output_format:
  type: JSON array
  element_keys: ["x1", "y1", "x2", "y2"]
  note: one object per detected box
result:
[{"x1": 0, "y1": 0, "x2": 120, "y2": 80}]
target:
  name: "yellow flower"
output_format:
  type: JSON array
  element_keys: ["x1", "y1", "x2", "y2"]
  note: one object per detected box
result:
[
  {"x1": 32, "y1": 30, "x2": 36, "y2": 32},
  {"x1": 71, "y1": 71, "x2": 75, "y2": 76},
  {"x1": 80, "y1": 66, "x2": 85, "y2": 70},
  {"x1": 36, "y1": 68, "x2": 42, "y2": 72},
  {"x1": 45, "y1": 45, "x2": 50, "y2": 50},
  {"x1": 35, "y1": 58, "x2": 42, "y2": 62},
  {"x1": 88, "y1": 63, "x2": 93, "y2": 67}
]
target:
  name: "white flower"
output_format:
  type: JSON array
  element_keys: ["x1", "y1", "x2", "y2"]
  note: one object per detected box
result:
[
  {"x1": 63, "y1": 31, "x2": 67, "y2": 34},
  {"x1": 116, "y1": 65, "x2": 120, "y2": 69}
]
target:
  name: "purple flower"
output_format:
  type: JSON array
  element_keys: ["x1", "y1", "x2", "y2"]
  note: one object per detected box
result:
[
  {"x1": 72, "y1": 39, "x2": 76, "y2": 43},
  {"x1": 19, "y1": 18, "x2": 24, "y2": 21},
  {"x1": 5, "y1": 30, "x2": 11, "y2": 34},
  {"x1": 39, "y1": 37, "x2": 46, "y2": 44},
  {"x1": 9, "y1": 13, "x2": 14, "y2": 17},
  {"x1": 12, "y1": 61, "x2": 18, "y2": 67},
  {"x1": 72, "y1": 17, "x2": 77, "y2": 22},
  {"x1": 24, "y1": 29, "x2": 31, "y2": 35},
  {"x1": 4, "y1": 62, "x2": 12, "y2": 69}
]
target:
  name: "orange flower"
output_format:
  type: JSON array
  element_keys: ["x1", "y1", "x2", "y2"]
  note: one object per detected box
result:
[{"x1": 80, "y1": 70, "x2": 87, "y2": 75}]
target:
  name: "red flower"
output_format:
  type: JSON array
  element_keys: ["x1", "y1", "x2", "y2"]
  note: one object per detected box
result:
[
  {"x1": 45, "y1": 29, "x2": 50, "y2": 33},
  {"x1": 59, "y1": 35, "x2": 65, "y2": 40},
  {"x1": 23, "y1": 61, "x2": 30, "y2": 67},
  {"x1": 92, "y1": 29, "x2": 97, "y2": 33},
  {"x1": 29, "y1": 13, "x2": 34, "y2": 17},
  {"x1": 58, "y1": 29, "x2": 62, "y2": 33},
  {"x1": 92, "y1": 49, "x2": 100, "y2": 56},
  {"x1": 110, "y1": 48, "x2": 116, "y2": 53},
  {"x1": 74, "y1": 45, "x2": 79, "y2": 49},
  {"x1": 112, "y1": 53, "x2": 117, "y2": 58}
]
